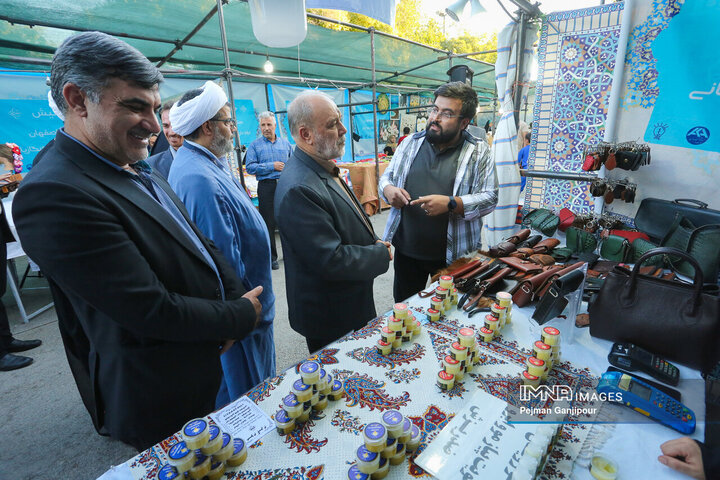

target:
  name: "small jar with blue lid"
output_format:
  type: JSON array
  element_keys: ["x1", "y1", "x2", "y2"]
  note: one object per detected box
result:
[
  {"x1": 200, "y1": 425, "x2": 223, "y2": 455},
  {"x1": 187, "y1": 451, "x2": 211, "y2": 480},
  {"x1": 225, "y1": 437, "x2": 247, "y2": 467},
  {"x1": 381, "y1": 410, "x2": 404, "y2": 438},
  {"x1": 347, "y1": 464, "x2": 369, "y2": 480},
  {"x1": 282, "y1": 393, "x2": 303, "y2": 418},
  {"x1": 275, "y1": 408, "x2": 296, "y2": 435},
  {"x1": 381, "y1": 436, "x2": 397, "y2": 458},
  {"x1": 356, "y1": 444, "x2": 380, "y2": 474},
  {"x1": 292, "y1": 379, "x2": 313, "y2": 403},
  {"x1": 313, "y1": 394, "x2": 328, "y2": 411},
  {"x1": 299, "y1": 361, "x2": 321, "y2": 385},
  {"x1": 399, "y1": 417, "x2": 412, "y2": 443},
  {"x1": 389, "y1": 442, "x2": 406, "y2": 466},
  {"x1": 406, "y1": 425, "x2": 421, "y2": 452},
  {"x1": 363, "y1": 422, "x2": 387, "y2": 452},
  {"x1": 329, "y1": 379, "x2": 345, "y2": 401},
  {"x1": 156, "y1": 464, "x2": 182, "y2": 480},
  {"x1": 212, "y1": 433, "x2": 234, "y2": 463},
  {"x1": 182, "y1": 418, "x2": 210, "y2": 450},
  {"x1": 206, "y1": 460, "x2": 226, "y2": 480},
  {"x1": 371, "y1": 456, "x2": 390, "y2": 479},
  {"x1": 166, "y1": 441, "x2": 195, "y2": 473}
]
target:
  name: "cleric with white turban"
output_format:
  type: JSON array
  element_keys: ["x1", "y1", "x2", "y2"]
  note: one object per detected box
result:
[{"x1": 169, "y1": 81, "x2": 228, "y2": 137}]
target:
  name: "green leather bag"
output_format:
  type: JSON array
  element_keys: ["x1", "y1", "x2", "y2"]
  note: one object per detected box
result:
[
  {"x1": 630, "y1": 238, "x2": 663, "y2": 266},
  {"x1": 565, "y1": 226, "x2": 597, "y2": 253},
  {"x1": 661, "y1": 215, "x2": 720, "y2": 282},
  {"x1": 600, "y1": 235, "x2": 631, "y2": 262}
]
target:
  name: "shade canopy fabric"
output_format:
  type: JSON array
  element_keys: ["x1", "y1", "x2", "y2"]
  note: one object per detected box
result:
[{"x1": 0, "y1": 0, "x2": 496, "y2": 96}]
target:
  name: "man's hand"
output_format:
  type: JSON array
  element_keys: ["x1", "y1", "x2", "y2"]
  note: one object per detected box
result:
[
  {"x1": 410, "y1": 194, "x2": 449, "y2": 217},
  {"x1": 0, "y1": 172, "x2": 13, "y2": 182},
  {"x1": 658, "y1": 437, "x2": 706, "y2": 479},
  {"x1": 376, "y1": 240, "x2": 393, "y2": 260},
  {"x1": 274, "y1": 162, "x2": 285, "y2": 172},
  {"x1": 242, "y1": 285, "x2": 264, "y2": 326},
  {"x1": 383, "y1": 185, "x2": 411, "y2": 209}
]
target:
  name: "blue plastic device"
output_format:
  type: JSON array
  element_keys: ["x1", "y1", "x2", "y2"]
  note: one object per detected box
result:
[{"x1": 596, "y1": 371, "x2": 696, "y2": 434}]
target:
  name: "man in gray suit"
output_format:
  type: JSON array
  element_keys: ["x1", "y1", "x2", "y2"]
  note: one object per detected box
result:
[
  {"x1": 274, "y1": 91, "x2": 391, "y2": 352},
  {"x1": 146, "y1": 101, "x2": 184, "y2": 179}
]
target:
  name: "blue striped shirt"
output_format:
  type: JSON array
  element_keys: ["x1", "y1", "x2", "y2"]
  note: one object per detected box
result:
[{"x1": 245, "y1": 135, "x2": 293, "y2": 181}]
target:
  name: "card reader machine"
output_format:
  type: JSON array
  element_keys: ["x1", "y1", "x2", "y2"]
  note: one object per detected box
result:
[{"x1": 597, "y1": 371, "x2": 695, "y2": 435}]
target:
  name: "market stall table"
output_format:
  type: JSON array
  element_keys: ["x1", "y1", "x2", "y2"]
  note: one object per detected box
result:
[{"x1": 107, "y1": 283, "x2": 705, "y2": 480}]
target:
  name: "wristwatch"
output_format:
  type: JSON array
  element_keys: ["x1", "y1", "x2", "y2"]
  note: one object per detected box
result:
[{"x1": 447, "y1": 196, "x2": 457, "y2": 212}]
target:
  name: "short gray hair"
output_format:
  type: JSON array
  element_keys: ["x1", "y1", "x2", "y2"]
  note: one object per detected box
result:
[
  {"x1": 258, "y1": 111, "x2": 275, "y2": 121},
  {"x1": 287, "y1": 90, "x2": 335, "y2": 140},
  {"x1": 50, "y1": 31, "x2": 163, "y2": 114}
]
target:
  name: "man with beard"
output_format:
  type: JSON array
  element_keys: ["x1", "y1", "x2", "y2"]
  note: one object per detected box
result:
[
  {"x1": 146, "y1": 101, "x2": 184, "y2": 180},
  {"x1": 379, "y1": 81, "x2": 498, "y2": 302},
  {"x1": 274, "y1": 91, "x2": 391, "y2": 352},
  {"x1": 168, "y1": 81, "x2": 276, "y2": 408},
  {"x1": 12, "y1": 33, "x2": 262, "y2": 450}
]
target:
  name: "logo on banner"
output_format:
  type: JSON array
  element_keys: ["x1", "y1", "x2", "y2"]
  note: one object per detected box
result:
[{"x1": 686, "y1": 126, "x2": 710, "y2": 145}]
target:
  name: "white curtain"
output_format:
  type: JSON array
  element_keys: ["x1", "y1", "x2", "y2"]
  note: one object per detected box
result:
[{"x1": 484, "y1": 21, "x2": 537, "y2": 246}]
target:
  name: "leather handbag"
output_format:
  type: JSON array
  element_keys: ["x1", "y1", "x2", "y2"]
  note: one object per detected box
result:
[
  {"x1": 635, "y1": 198, "x2": 720, "y2": 243},
  {"x1": 517, "y1": 234, "x2": 543, "y2": 249},
  {"x1": 509, "y1": 247, "x2": 536, "y2": 259},
  {"x1": 532, "y1": 269, "x2": 586, "y2": 325},
  {"x1": 630, "y1": 238, "x2": 663, "y2": 266},
  {"x1": 523, "y1": 209, "x2": 560, "y2": 236},
  {"x1": 607, "y1": 229, "x2": 650, "y2": 242},
  {"x1": 512, "y1": 265, "x2": 563, "y2": 307},
  {"x1": 533, "y1": 238, "x2": 560, "y2": 254},
  {"x1": 529, "y1": 254, "x2": 556, "y2": 266},
  {"x1": 499, "y1": 256, "x2": 543, "y2": 274},
  {"x1": 535, "y1": 261, "x2": 585, "y2": 299},
  {"x1": 558, "y1": 208, "x2": 575, "y2": 232},
  {"x1": 589, "y1": 248, "x2": 720, "y2": 371},
  {"x1": 551, "y1": 247, "x2": 574, "y2": 262},
  {"x1": 489, "y1": 241, "x2": 517, "y2": 257},
  {"x1": 565, "y1": 226, "x2": 597, "y2": 253},
  {"x1": 600, "y1": 235, "x2": 631, "y2": 262},
  {"x1": 661, "y1": 215, "x2": 720, "y2": 283}
]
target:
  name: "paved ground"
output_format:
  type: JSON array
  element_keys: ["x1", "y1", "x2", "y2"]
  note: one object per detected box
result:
[{"x1": 1, "y1": 211, "x2": 396, "y2": 480}]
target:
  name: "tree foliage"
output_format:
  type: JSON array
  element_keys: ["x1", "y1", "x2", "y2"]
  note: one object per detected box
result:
[{"x1": 308, "y1": 0, "x2": 497, "y2": 64}]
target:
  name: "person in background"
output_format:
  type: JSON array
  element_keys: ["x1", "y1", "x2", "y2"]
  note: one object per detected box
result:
[
  {"x1": 12, "y1": 31, "x2": 262, "y2": 450},
  {"x1": 380, "y1": 81, "x2": 498, "y2": 302},
  {"x1": 398, "y1": 126, "x2": 411, "y2": 145},
  {"x1": 245, "y1": 111, "x2": 292, "y2": 270},
  {"x1": 146, "y1": 101, "x2": 184, "y2": 180},
  {"x1": 383, "y1": 135, "x2": 397, "y2": 156},
  {"x1": 0, "y1": 144, "x2": 41, "y2": 372},
  {"x1": 518, "y1": 131, "x2": 531, "y2": 192},
  {"x1": 147, "y1": 132, "x2": 158, "y2": 153},
  {"x1": 168, "y1": 82, "x2": 276, "y2": 408},
  {"x1": 275, "y1": 91, "x2": 391, "y2": 353}
]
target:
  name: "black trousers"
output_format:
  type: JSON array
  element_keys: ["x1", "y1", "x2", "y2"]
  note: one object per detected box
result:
[
  {"x1": 257, "y1": 179, "x2": 278, "y2": 262},
  {"x1": 0, "y1": 238, "x2": 10, "y2": 356},
  {"x1": 393, "y1": 250, "x2": 446, "y2": 303},
  {"x1": 305, "y1": 336, "x2": 341, "y2": 354}
]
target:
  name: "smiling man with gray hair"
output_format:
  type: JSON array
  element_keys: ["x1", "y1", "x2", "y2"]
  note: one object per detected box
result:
[
  {"x1": 245, "y1": 111, "x2": 292, "y2": 269},
  {"x1": 274, "y1": 91, "x2": 391, "y2": 352},
  {"x1": 12, "y1": 32, "x2": 262, "y2": 450}
]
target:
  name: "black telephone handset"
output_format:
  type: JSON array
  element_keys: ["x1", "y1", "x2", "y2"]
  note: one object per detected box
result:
[{"x1": 608, "y1": 342, "x2": 680, "y2": 386}]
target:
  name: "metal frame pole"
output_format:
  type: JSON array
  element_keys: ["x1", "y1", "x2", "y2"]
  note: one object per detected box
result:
[
  {"x1": 348, "y1": 89, "x2": 356, "y2": 162},
  {"x1": 216, "y1": 0, "x2": 246, "y2": 190},
  {"x1": 371, "y1": 28, "x2": 379, "y2": 182}
]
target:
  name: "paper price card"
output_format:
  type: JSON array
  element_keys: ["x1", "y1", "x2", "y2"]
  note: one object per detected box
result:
[
  {"x1": 210, "y1": 396, "x2": 274, "y2": 446},
  {"x1": 414, "y1": 389, "x2": 535, "y2": 479}
]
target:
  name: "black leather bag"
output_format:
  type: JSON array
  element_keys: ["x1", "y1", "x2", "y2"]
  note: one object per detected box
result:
[
  {"x1": 635, "y1": 198, "x2": 720, "y2": 243},
  {"x1": 589, "y1": 247, "x2": 720, "y2": 371},
  {"x1": 532, "y1": 269, "x2": 586, "y2": 325}
]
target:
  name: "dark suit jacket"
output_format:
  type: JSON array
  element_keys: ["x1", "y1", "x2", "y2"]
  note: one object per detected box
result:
[
  {"x1": 274, "y1": 148, "x2": 390, "y2": 340},
  {"x1": 12, "y1": 131, "x2": 257, "y2": 450},
  {"x1": 146, "y1": 148, "x2": 174, "y2": 180}
]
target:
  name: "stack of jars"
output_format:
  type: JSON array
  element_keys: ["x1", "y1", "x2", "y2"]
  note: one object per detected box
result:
[
  {"x1": 436, "y1": 327, "x2": 481, "y2": 391},
  {"x1": 522, "y1": 327, "x2": 562, "y2": 388},
  {"x1": 376, "y1": 303, "x2": 422, "y2": 355},
  {"x1": 427, "y1": 275, "x2": 457, "y2": 322}
]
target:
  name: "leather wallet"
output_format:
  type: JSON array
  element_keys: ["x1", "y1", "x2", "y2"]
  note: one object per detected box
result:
[
  {"x1": 529, "y1": 254, "x2": 556, "y2": 266},
  {"x1": 532, "y1": 269, "x2": 586, "y2": 325},
  {"x1": 499, "y1": 256, "x2": 543, "y2": 274}
]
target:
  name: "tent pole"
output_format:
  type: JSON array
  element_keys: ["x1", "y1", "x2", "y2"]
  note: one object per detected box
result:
[
  {"x1": 156, "y1": 5, "x2": 218, "y2": 67},
  {"x1": 348, "y1": 89, "x2": 356, "y2": 162},
  {"x1": 215, "y1": 0, "x2": 246, "y2": 190},
  {"x1": 371, "y1": 28, "x2": 379, "y2": 183}
]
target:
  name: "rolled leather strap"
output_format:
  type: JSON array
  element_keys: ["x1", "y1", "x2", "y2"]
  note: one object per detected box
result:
[
  {"x1": 489, "y1": 241, "x2": 516, "y2": 257},
  {"x1": 516, "y1": 234, "x2": 543, "y2": 249},
  {"x1": 535, "y1": 261, "x2": 585, "y2": 299},
  {"x1": 509, "y1": 247, "x2": 535, "y2": 259},
  {"x1": 512, "y1": 265, "x2": 563, "y2": 307},
  {"x1": 463, "y1": 267, "x2": 513, "y2": 311},
  {"x1": 448, "y1": 259, "x2": 484, "y2": 278},
  {"x1": 456, "y1": 259, "x2": 494, "y2": 281},
  {"x1": 506, "y1": 228, "x2": 531, "y2": 244},
  {"x1": 499, "y1": 256, "x2": 544, "y2": 274}
]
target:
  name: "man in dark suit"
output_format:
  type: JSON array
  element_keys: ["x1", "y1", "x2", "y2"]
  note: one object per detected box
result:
[
  {"x1": 274, "y1": 91, "x2": 391, "y2": 353},
  {"x1": 146, "y1": 101, "x2": 184, "y2": 180},
  {"x1": 12, "y1": 31, "x2": 262, "y2": 451}
]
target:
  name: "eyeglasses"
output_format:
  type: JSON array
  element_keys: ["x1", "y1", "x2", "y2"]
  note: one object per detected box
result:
[
  {"x1": 426, "y1": 105, "x2": 462, "y2": 120},
  {"x1": 210, "y1": 118, "x2": 238, "y2": 129}
]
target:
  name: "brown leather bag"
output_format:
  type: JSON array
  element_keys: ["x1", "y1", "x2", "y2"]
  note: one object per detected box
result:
[
  {"x1": 509, "y1": 247, "x2": 535, "y2": 259},
  {"x1": 535, "y1": 261, "x2": 585, "y2": 299},
  {"x1": 529, "y1": 254, "x2": 556, "y2": 266},
  {"x1": 532, "y1": 238, "x2": 560, "y2": 254},
  {"x1": 499, "y1": 256, "x2": 543, "y2": 274},
  {"x1": 506, "y1": 228, "x2": 531, "y2": 244},
  {"x1": 512, "y1": 265, "x2": 563, "y2": 307}
]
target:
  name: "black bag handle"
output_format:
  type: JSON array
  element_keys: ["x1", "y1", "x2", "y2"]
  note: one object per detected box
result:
[
  {"x1": 629, "y1": 247, "x2": 705, "y2": 307},
  {"x1": 674, "y1": 199, "x2": 708, "y2": 209}
]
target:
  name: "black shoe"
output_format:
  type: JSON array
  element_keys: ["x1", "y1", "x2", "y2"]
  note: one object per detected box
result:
[
  {"x1": 0, "y1": 353, "x2": 33, "y2": 371},
  {"x1": 7, "y1": 338, "x2": 42, "y2": 353},
  {"x1": 271, "y1": 261, "x2": 279, "y2": 270}
]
